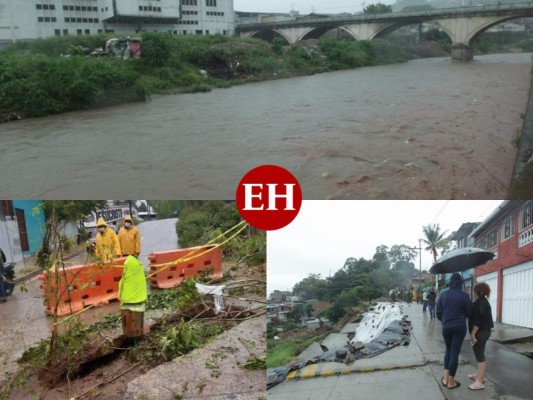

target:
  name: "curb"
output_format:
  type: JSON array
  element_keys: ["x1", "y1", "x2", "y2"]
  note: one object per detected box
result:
[
  {"x1": 13, "y1": 249, "x2": 87, "y2": 284},
  {"x1": 285, "y1": 361, "x2": 427, "y2": 380}
]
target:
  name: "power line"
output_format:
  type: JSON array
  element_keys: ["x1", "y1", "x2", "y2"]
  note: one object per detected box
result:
[{"x1": 431, "y1": 200, "x2": 449, "y2": 224}]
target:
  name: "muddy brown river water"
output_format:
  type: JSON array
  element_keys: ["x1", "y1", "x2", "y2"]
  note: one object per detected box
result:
[{"x1": 0, "y1": 53, "x2": 531, "y2": 199}]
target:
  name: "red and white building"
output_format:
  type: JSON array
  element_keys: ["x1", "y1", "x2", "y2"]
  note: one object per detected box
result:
[{"x1": 470, "y1": 201, "x2": 533, "y2": 329}]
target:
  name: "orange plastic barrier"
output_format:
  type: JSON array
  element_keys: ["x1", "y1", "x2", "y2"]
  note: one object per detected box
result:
[
  {"x1": 38, "y1": 257, "x2": 126, "y2": 317},
  {"x1": 148, "y1": 245, "x2": 222, "y2": 289}
]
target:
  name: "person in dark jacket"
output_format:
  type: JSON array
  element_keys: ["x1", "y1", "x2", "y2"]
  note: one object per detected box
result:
[
  {"x1": 436, "y1": 273, "x2": 472, "y2": 389},
  {"x1": 468, "y1": 282, "x2": 494, "y2": 390},
  {"x1": 0, "y1": 248, "x2": 6, "y2": 303},
  {"x1": 427, "y1": 288, "x2": 437, "y2": 319}
]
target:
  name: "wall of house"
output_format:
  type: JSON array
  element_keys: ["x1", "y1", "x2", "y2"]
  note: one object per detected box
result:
[
  {"x1": 474, "y1": 202, "x2": 533, "y2": 324},
  {"x1": 11, "y1": 200, "x2": 46, "y2": 257}
]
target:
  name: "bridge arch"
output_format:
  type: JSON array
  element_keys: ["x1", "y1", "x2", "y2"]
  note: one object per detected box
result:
[{"x1": 245, "y1": 30, "x2": 291, "y2": 45}]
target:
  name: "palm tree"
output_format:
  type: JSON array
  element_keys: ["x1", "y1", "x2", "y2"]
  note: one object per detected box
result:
[
  {"x1": 422, "y1": 223, "x2": 450, "y2": 288},
  {"x1": 422, "y1": 223, "x2": 449, "y2": 262}
]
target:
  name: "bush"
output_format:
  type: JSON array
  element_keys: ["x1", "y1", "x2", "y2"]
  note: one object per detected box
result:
[
  {"x1": 141, "y1": 32, "x2": 174, "y2": 67},
  {"x1": 0, "y1": 55, "x2": 146, "y2": 117}
]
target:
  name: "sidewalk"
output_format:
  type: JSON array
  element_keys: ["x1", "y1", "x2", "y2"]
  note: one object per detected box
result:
[{"x1": 268, "y1": 302, "x2": 533, "y2": 400}]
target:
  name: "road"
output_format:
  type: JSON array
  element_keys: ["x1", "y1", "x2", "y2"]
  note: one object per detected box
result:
[
  {"x1": 268, "y1": 302, "x2": 533, "y2": 400},
  {"x1": 0, "y1": 218, "x2": 179, "y2": 378}
]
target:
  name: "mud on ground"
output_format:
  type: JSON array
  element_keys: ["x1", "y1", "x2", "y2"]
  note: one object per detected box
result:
[{"x1": 3, "y1": 262, "x2": 266, "y2": 400}]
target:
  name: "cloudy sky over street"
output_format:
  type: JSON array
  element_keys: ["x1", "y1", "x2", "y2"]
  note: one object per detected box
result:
[
  {"x1": 267, "y1": 200, "x2": 502, "y2": 294},
  {"x1": 234, "y1": 0, "x2": 393, "y2": 14}
]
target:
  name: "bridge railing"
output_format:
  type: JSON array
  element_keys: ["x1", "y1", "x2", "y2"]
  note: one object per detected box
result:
[{"x1": 237, "y1": 2, "x2": 533, "y2": 30}]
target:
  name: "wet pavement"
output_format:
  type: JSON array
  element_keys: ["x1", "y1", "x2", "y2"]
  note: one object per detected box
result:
[
  {"x1": 268, "y1": 301, "x2": 533, "y2": 400},
  {"x1": 0, "y1": 218, "x2": 179, "y2": 381},
  {"x1": 125, "y1": 315, "x2": 266, "y2": 400}
]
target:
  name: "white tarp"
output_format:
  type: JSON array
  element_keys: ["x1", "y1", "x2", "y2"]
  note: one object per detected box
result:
[{"x1": 350, "y1": 302, "x2": 403, "y2": 344}]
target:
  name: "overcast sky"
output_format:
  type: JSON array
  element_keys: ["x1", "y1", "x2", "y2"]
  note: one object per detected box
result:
[
  {"x1": 267, "y1": 200, "x2": 502, "y2": 294},
  {"x1": 234, "y1": 0, "x2": 394, "y2": 14}
]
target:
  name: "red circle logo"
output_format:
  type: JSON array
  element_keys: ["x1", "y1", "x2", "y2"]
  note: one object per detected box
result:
[{"x1": 236, "y1": 165, "x2": 303, "y2": 231}]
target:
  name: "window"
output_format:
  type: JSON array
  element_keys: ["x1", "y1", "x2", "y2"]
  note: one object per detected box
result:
[
  {"x1": 206, "y1": 0, "x2": 217, "y2": 6},
  {"x1": 51, "y1": 17, "x2": 56, "y2": 22},
  {"x1": 43, "y1": 4, "x2": 49, "y2": 10},
  {"x1": 50, "y1": 5, "x2": 55, "y2": 10},
  {"x1": 63, "y1": 5, "x2": 68, "y2": 10},
  {"x1": 63, "y1": 29, "x2": 69, "y2": 35},
  {"x1": 85, "y1": 29, "x2": 90, "y2": 35},
  {"x1": 64, "y1": 17, "x2": 70, "y2": 22},
  {"x1": 478, "y1": 229, "x2": 497, "y2": 249},
  {"x1": 77, "y1": 29, "x2": 82, "y2": 35},
  {"x1": 139, "y1": 6, "x2": 143, "y2": 11},
  {"x1": 83, "y1": 18, "x2": 88, "y2": 23},
  {"x1": 520, "y1": 201, "x2": 533, "y2": 230},
  {"x1": 44, "y1": 17, "x2": 51, "y2": 22},
  {"x1": 38, "y1": 17, "x2": 44, "y2": 22},
  {"x1": 502, "y1": 216, "x2": 514, "y2": 241},
  {"x1": 36, "y1": 4, "x2": 42, "y2": 9},
  {"x1": 54, "y1": 29, "x2": 61, "y2": 36}
]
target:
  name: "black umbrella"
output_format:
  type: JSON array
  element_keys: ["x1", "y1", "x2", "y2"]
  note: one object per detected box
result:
[{"x1": 429, "y1": 247, "x2": 495, "y2": 274}]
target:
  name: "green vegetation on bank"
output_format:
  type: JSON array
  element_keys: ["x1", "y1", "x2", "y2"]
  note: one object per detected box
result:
[
  {"x1": 267, "y1": 333, "x2": 329, "y2": 368},
  {"x1": 0, "y1": 33, "x2": 414, "y2": 119}
]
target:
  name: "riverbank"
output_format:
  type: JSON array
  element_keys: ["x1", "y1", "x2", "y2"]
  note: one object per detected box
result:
[{"x1": 0, "y1": 34, "x2": 414, "y2": 122}]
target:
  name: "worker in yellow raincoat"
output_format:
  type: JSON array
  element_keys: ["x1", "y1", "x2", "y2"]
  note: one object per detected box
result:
[
  {"x1": 95, "y1": 217, "x2": 121, "y2": 263},
  {"x1": 118, "y1": 255, "x2": 147, "y2": 342},
  {"x1": 117, "y1": 216, "x2": 141, "y2": 257}
]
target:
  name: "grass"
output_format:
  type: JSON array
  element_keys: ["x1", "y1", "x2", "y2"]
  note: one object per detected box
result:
[
  {"x1": 1, "y1": 34, "x2": 414, "y2": 120},
  {"x1": 267, "y1": 333, "x2": 328, "y2": 368}
]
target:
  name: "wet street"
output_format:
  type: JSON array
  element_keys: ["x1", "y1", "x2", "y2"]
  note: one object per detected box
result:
[
  {"x1": 0, "y1": 218, "x2": 179, "y2": 378},
  {"x1": 268, "y1": 302, "x2": 533, "y2": 400}
]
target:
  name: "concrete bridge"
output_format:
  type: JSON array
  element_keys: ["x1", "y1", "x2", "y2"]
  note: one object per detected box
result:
[{"x1": 236, "y1": 2, "x2": 533, "y2": 61}]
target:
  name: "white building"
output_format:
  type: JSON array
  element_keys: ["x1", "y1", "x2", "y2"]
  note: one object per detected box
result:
[{"x1": 0, "y1": 0, "x2": 235, "y2": 48}]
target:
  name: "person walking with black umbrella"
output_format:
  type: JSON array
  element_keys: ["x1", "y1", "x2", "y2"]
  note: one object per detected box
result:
[{"x1": 437, "y1": 273, "x2": 472, "y2": 390}]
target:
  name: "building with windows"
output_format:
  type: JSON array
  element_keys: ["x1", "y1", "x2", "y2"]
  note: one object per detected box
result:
[
  {"x1": 441, "y1": 222, "x2": 481, "y2": 297},
  {"x1": 0, "y1": 0, "x2": 235, "y2": 48},
  {"x1": 0, "y1": 200, "x2": 46, "y2": 263},
  {"x1": 470, "y1": 201, "x2": 533, "y2": 328}
]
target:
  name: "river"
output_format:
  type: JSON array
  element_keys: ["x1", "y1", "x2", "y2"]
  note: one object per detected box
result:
[{"x1": 1, "y1": 53, "x2": 531, "y2": 199}]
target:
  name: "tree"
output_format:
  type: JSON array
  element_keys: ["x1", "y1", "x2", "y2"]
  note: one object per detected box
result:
[
  {"x1": 39, "y1": 201, "x2": 106, "y2": 266},
  {"x1": 373, "y1": 245, "x2": 391, "y2": 269},
  {"x1": 364, "y1": 3, "x2": 392, "y2": 14},
  {"x1": 42, "y1": 200, "x2": 106, "y2": 229},
  {"x1": 149, "y1": 200, "x2": 184, "y2": 218},
  {"x1": 421, "y1": 223, "x2": 450, "y2": 262},
  {"x1": 293, "y1": 273, "x2": 328, "y2": 300},
  {"x1": 388, "y1": 244, "x2": 417, "y2": 265}
]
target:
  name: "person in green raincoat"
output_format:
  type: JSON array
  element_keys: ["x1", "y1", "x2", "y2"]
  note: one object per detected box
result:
[{"x1": 118, "y1": 255, "x2": 147, "y2": 342}]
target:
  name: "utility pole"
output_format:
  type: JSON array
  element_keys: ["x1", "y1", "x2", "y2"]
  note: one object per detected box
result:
[
  {"x1": 410, "y1": 240, "x2": 423, "y2": 297},
  {"x1": 418, "y1": 239, "x2": 422, "y2": 295}
]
